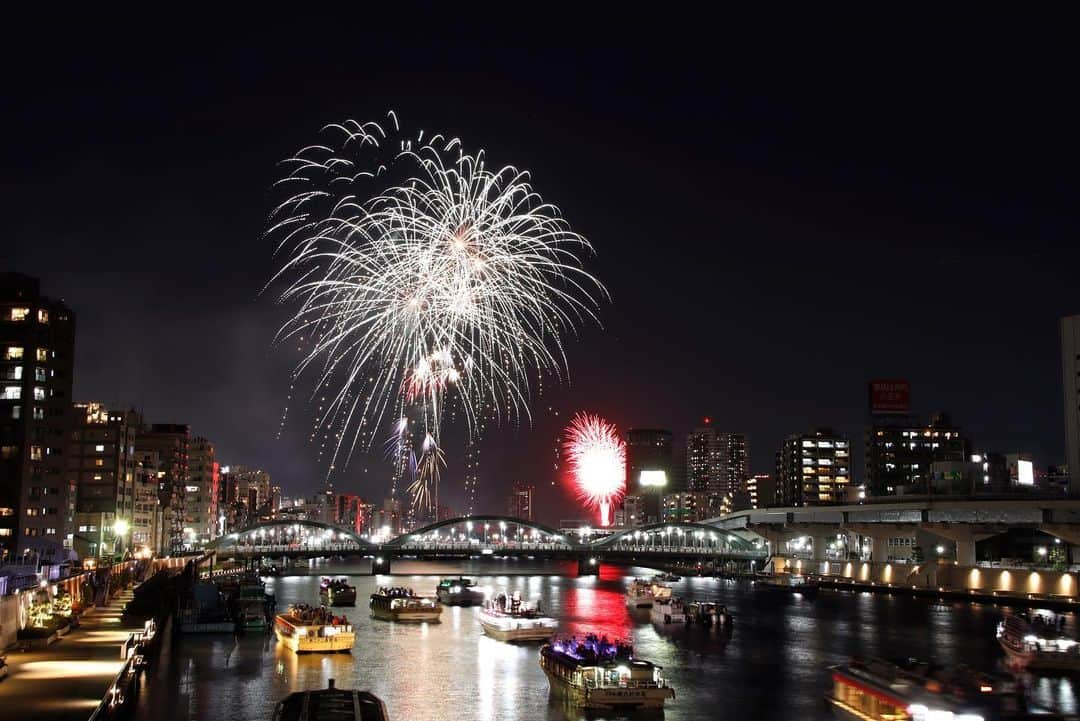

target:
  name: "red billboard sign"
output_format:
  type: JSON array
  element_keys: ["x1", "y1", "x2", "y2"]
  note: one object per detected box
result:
[{"x1": 869, "y1": 379, "x2": 910, "y2": 415}]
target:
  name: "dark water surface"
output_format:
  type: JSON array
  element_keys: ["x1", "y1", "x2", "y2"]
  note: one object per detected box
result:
[{"x1": 134, "y1": 559, "x2": 1079, "y2": 721}]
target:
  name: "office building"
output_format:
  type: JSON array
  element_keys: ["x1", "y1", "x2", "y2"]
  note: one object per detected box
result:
[
  {"x1": 0, "y1": 273, "x2": 76, "y2": 564},
  {"x1": 1063, "y1": 315, "x2": 1080, "y2": 495},
  {"x1": 132, "y1": 449, "x2": 163, "y2": 553},
  {"x1": 686, "y1": 422, "x2": 748, "y2": 496},
  {"x1": 184, "y1": 437, "x2": 218, "y2": 547},
  {"x1": 864, "y1": 413, "x2": 968, "y2": 496},
  {"x1": 777, "y1": 428, "x2": 852, "y2": 506},
  {"x1": 621, "y1": 495, "x2": 646, "y2": 528},
  {"x1": 135, "y1": 423, "x2": 190, "y2": 553},
  {"x1": 625, "y1": 428, "x2": 673, "y2": 523},
  {"x1": 67, "y1": 404, "x2": 141, "y2": 559},
  {"x1": 507, "y1": 481, "x2": 534, "y2": 521}
]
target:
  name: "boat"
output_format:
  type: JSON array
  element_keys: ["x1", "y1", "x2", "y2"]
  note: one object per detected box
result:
[
  {"x1": 755, "y1": 572, "x2": 818, "y2": 595},
  {"x1": 654, "y1": 572, "x2": 682, "y2": 583},
  {"x1": 997, "y1": 614, "x2": 1080, "y2": 671},
  {"x1": 369, "y1": 587, "x2": 442, "y2": 623},
  {"x1": 235, "y1": 577, "x2": 271, "y2": 631},
  {"x1": 319, "y1": 577, "x2": 358, "y2": 607},
  {"x1": 826, "y1": 656, "x2": 1029, "y2": 721},
  {"x1": 272, "y1": 679, "x2": 388, "y2": 721},
  {"x1": 479, "y1": 592, "x2": 558, "y2": 642},
  {"x1": 650, "y1": 597, "x2": 687, "y2": 624},
  {"x1": 179, "y1": 581, "x2": 235, "y2": 633},
  {"x1": 274, "y1": 604, "x2": 354, "y2": 653},
  {"x1": 435, "y1": 577, "x2": 485, "y2": 606},
  {"x1": 539, "y1": 635, "x2": 676, "y2": 710},
  {"x1": 626, "y1": 578, "x2": 671, "y2": 608},
  {"x1": 687, "y1": 601, "x2": 733, "y2": 628}
]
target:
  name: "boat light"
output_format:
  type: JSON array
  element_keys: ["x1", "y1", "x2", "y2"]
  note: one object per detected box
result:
[
  {"x1": 615, "y1": 665, "x2": 630, "y2": 676},
  {"x1": 451, "y1": 586, "x2": 462, "y2": 593},
  {"x1": 482, "y1": 549, "x2": 494, "y2": 555},
  {"x1": 296, "y1": 628, "x2": 307, "y2": 636}
]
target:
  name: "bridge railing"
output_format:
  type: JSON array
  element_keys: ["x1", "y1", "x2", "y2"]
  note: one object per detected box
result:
[
  {"x1": 394, "y1": 541, "x2": 575, "y2": 552},
  {"x1": 215, "y1": 542, "x2": 367, "y2": 554}
]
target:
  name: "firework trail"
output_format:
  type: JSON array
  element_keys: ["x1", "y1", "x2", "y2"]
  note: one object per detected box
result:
[
  {"x1": 407, "y1": 433, "x2": 445, "y2": 514},
  {"x1": 268, "y1": 112, "x2": 607, "y2": 510},
  {"x1": 563, "y1": 412, "x2": 626, "y2": 527}
]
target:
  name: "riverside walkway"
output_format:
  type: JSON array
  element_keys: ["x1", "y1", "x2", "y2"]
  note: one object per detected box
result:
[{"x1": 0, "y1": 586, "x2": 140, "y2": 721}]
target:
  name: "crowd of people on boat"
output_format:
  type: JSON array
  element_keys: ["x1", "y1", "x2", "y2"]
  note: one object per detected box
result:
[
  {"x1": 552, "y1": 634, "x2": 633, "y2": 662},
  {"x1": 288, "y1": 603, "x2": 349, "y2": 626},
  {"x1": 376, "y1": 586, "x2": 418, "y2": 598},
  {"x1": 488, "y1": 592, "x2": 540, "y2": 617}
]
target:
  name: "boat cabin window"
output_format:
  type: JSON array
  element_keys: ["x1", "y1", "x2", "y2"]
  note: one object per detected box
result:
[{"x1": 834, "y1": 680, "x2": 907, "y2": 721}]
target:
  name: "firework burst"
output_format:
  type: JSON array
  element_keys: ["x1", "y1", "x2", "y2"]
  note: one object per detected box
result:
[
  {"x1": 563, "y1": 412, "x2": 626, "y2": 527},
  {"x1": 269, "y1": 113, "x2": 606, "y2": 508}
]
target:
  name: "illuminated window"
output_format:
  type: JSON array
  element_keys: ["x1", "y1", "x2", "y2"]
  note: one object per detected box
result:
[
  {"x1": 32, "y1": 407, "x2": 44, "y2": 420},
  {"x1": 94, "y1": 458, "x2": 104, "y2": 467},
  {"x1": 30, "y1": 446, "x2": 42, "y2": 461},
  {"x1": 33, "y1": 367, "x2": 46, "y2": 382},
  {"x1": 25, "y1": 508, "x2": 38, "y2": 516},
  {"x1": 1, "y1": 386, "x2": 20, "y2": 400},
  {"x1": 36, "y1": 348, "x2": 48, "y2": 362},
  {"x1": 11, "y1": 405, "x2": 19, "y2": 419},
  {"x1": 0, "y1": 529, "x2": 10, "y2": 537},
  {"x1": 9, "y1": 366, "x2": 22, "y2": 380},
  {"x1": 9, "y1": 307, "x2": 29, "y2": 321},
  {"x1": 32, "y1": 387, "x2": 45, "y2": 401},
  {"x1": 4, "y1": 346, "x2": 23, "y2": 360},
  {"x1": 37, "y1": 309, "x2": 48, "y2": 324}
]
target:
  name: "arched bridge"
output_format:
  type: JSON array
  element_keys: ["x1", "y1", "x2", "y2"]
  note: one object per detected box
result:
[{"x1": 206, "y1": 515, "x2": 768, "y2": 574}]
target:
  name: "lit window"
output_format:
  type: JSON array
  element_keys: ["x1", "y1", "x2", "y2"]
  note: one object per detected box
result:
[
  {"x1": 95, "y1": 444, "x2": 105, "y2": 452},
  {"x1": 10, "y1": 366, "x2": 22, "y2": 380},
  {"x1": 4, "y1": 346, "x2": 23, "y2": 360},
  {"x1": 45, "y1": 528, "x2": 56, "y2": 535},
  {"x1": 35, "y1": 348, "x2": 47, "y2": 362},
  {"x1": 95, "y1": 458, "x2": 104, "y2": 467},
  {"x1": 32, "y1": 407, "x2": 44, "y2": 420},
  {"x1": 34, "y1": 367, "x2": 45, "y2": 382},
  {"x1": 32, "y1": 387, "x2": 45, "y2": 401},
  {"x1": 1, "y1": 386, "x2": 20, "y2": 400},
  {"x1": 0, "y1": 508, "x2": 12, "y2": 516},
  {"x1": 37, "y1": 309, "x2": 48, "y2": 324},
  {"x1": 9, "y1": 307, "x2": 29, "y2": 321},
  {"x1": 30, "y1": 446, "x2": 42, "y2": 461},
  {"x1": 11, "y1": 405, "x2": 20, "y2": 419},
  {"x1": 0, "y1": 529, "x2": 10, "y2": 537}
]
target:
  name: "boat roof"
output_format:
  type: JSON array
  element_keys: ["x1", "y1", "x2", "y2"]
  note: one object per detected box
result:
[
  {"x1": 543, "y1": 645, "x2": 657, "y2": 671},
  {"x1": 273, "y1": 682, "x2": 388, "y2": 721},
  {"x1": 831, "y1": 657, "x2": 1018, "y2": 711}
]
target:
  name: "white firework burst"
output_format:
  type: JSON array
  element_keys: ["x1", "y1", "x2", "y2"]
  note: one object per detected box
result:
[{"x1": 269, "y1": 112, "x2": 607, "y2": 491}]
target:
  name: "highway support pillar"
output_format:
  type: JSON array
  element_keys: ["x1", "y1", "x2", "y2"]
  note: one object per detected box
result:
[{"x1": 921, "y1": 524, "x2": 1001, "y2": 566}]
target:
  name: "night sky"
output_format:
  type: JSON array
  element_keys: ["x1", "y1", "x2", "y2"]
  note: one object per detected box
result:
[{"x1": 3, "y1": 9, "x2": 1078, "y2": 521}]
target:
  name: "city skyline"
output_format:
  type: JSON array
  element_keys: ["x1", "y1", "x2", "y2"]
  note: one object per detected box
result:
[{"x1": 4, "y1": 11, "x2": 1079, "y2": 523}]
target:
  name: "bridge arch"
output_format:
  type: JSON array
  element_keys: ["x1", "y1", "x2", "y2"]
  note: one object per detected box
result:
[
  {"x1": 592, "y1": 521, "x2": 760, "y2": 552},
  {"x1": 386, "y1": 515, "x2": 569, "y2": 548},
  {"x1": 206, "y1": 518, "x2": 373, "y2": 552}
]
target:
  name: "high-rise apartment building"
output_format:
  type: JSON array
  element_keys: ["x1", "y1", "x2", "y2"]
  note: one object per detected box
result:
[
  {"x1": 746, "y1": 473, "x2": 776, "y2": 509},
  {"x1": 625, "y1": 428, "x2": 673, "y2": 523},
  {"x1": 864, "y1": 413, "x2": 968, "y2": 496},
  {"x1": 507, "y1": 481, "x2": 534, "y2": 521},
  {"x1": 67, "y1": 404, "x2": 141, "y2": 558},
  {"x1": 132, "y1": 448, "x2": 163, "y2": 553},
  {"x1": 1062, "y1": 315, "x2": 1080, "y2": 495},
  {"x1": 777, "y1": 428, "x2": 851, "y2": 506},
  {"x1": 685, "y1": 422, "x2": 748, "y2": 496},
  {"x1": 0, "y1": 273, "x2": 76, "y2": 564},
  {"x1": 135, "y1": 423, "x2": 190, "y2": 553},
  {"x1": 184, "y1": 437, "x2": 218, "y2": 546}
]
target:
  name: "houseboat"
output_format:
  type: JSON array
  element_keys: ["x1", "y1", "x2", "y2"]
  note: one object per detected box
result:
[
  {"x1": 755, "y1": 572, "x2": 819, "y2": 595},
  {"x1": 274, "y1": 604, "x2": 354, "y2": 653},
  {"x1": 479, "y1": 592, "x2": 557, "y2": 642},
  {"x1": 650, "y1": 597, "x2": 687, "y2": 624},
  {"x1": 997, "y1": 614, "x2": 1080, "y2": 671},
  {"x1": 272, "y1": 679, "x2": 388, "y2": 721},
  {"x1": 687, "y1": 601, "x2": 732, "y2": 628},
  {"x1": 826, "y1": 656, "x2": 1026, "y2": 721},
  {"x1": 319, "y1": 577, "x2": 358, "y2": 607},
  {"x1": 436, "y1": 577, "x2": 485, "y2": 606},
  {"x1": 539, "y1": 635, "x2": 676, "y2": 710},
  {"x1": 626, "y1": 578, "x2": 672, "y2": 608},
  {"x1": 369, "y1": 587, "x2": 442, "y2": 623},
  {"x1": 235, "y1": 576, "x2": 271, "y2": 631}
]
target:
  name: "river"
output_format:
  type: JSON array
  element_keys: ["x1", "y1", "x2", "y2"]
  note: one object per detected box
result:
[{"x1": 133, "y1": 559, "x2": 1079, "y2": 720}]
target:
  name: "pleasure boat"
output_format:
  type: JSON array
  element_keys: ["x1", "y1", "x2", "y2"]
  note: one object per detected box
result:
[
  {"x1": 274, "y1": 604, "x2": 354, "y2": 653},
  {"x1": 755, "y1": 572, "x2": 819, "y2": 595},
  {"x1": 369, "y1": 587, "x2": 442, "y2": 623},
  {"x1": 687, "y1": 601, "x2": 733, "y2": 628},
  {"x1": 272, "y1": 679, "x2": 388, "y2": 721},
  {"x1": 436, "y1": 577, "x2": 485, "y2": 606},
  {"x1": 626, "y1": 578, "x2": 672, "y2": 608},
  {"x1": 319, "y1": 577, "x2": 358, "y2": 607},
  {"x1": 997, "y1": 614, "x2": 1080, "y2": 671},
  {"x1": 826, "y1": 656, "x2": 1028, "y2": 721},
  {"x1": 479, "y1": 592, "x2": 557, "y2": 642},
  {"x1": 650, "y1": 597, "x2": 687, "y2": 624},
  {"x1": 654, "y1": 572, "x2": 682, "y2": 583},
  {"x1": 539, "y1": 635, "x2": 676, "y2": 710}
]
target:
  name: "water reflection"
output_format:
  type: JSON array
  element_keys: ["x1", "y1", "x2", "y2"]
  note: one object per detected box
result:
[{"x1": 133, "y1": 560, "x2": 1079, "y2": 721}]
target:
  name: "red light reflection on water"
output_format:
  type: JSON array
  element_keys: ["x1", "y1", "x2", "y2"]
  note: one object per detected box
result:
[{"x1": 561, "y1": 565, "x2": 633, "y2": 639}]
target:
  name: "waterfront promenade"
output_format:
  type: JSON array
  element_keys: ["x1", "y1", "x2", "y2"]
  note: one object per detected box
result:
[{"x1": 0, "y1": 586, "x2": 139, "y2": 721}]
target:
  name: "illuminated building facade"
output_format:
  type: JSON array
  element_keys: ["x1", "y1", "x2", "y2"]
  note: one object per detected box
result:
[
  {"x1": 625, "y1": 428, "x2": 672, "y2": 523},
  {"x1": 506, "y1": 480, "x2": 534, "y2": 521},
  {"x1": 864, "y1": 413, "x2": 968, "y2": 496},
  {"x1": 686, "y1": 422, "x2": 748, "y2": 497},
  {"x1": 135, "y1": 423, "x2": 190, "y2": 553},
  {"x1": 184, "y1": 436, "x2": 218, "y2": 546},
  {"x1": 0, "y1": 273, "x2": 76, "y2": 563},
  {"x1": 67, "y1": 404, "x2": 141, "y2": 558},
  {"x1": 777, "y1": 428, "x2": 851, "y2": 506},
  {"x1": 746, "y1": 473, "x2": 776, "y2": 508}
]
